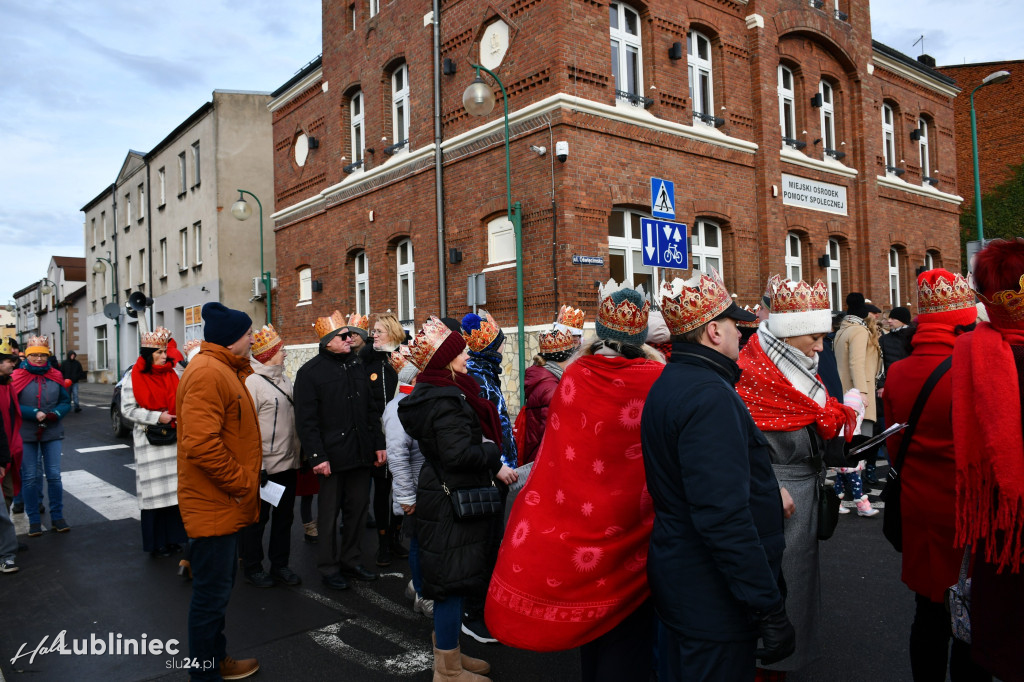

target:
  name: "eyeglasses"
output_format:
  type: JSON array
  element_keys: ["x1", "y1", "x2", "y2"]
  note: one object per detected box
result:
[{"x1": 370, "y1": 329, "x2": 381, "y2": 335}]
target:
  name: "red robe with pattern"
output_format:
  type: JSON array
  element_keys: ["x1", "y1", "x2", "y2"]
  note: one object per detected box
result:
[{"x1": 485, "y1": 353, "x2": 663, "y2": 651}]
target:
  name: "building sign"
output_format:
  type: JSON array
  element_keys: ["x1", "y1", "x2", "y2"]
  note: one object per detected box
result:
[
  {"x1": 781, "y1": 173, "x2": 848, "y2": 216},
  {"x1": 572, "y1": 255, "x2": 604, "y2": 266}
]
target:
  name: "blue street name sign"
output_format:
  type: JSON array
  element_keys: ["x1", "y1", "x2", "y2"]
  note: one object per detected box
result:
[
  {"x1": 640, "y1": 217, "x2": 689, "y2": 268},
  {"x1": 651, "y1": 177, "x2": 675, "y2": 220}
]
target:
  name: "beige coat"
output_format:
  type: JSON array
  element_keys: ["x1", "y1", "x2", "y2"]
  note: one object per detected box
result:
[
  {"x1": 833, "y1": 317, "x2": 881, "y2": 422},
  {"x1": 245, "y1": 358, "x2": 300, "y2": 474}
]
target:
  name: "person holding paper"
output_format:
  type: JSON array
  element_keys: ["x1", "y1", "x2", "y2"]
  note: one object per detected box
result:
[{"x1": 239, "y1": 325, "x2": 302, "y2": 588}]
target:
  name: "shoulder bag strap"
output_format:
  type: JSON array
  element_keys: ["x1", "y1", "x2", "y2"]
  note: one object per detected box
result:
[
  {"x1": 259, "y1": 374, "x2": 294, "y2": 405},
  {"x1": 891, "y1": 355, "x2": 952, "y2": 476}
]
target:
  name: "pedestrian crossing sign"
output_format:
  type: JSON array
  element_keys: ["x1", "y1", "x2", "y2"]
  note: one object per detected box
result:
[{"x1": 651, "y1": 177, "x2": 675, "y2": 220}]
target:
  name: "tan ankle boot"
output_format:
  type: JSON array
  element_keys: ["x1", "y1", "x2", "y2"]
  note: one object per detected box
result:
[
  {"x1": 432, "y1": 632, "x2": 490, "y2": 675},
  {"x1": 432, "y1": 644, "x2": 492, "y2": 682}
]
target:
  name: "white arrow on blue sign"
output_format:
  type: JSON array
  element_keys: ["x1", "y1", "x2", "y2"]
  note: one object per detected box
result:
[
  {"x1": 641, "y1": 217, "x2": 689, "y2": 268},
  {"x1": 651, "y1": 177, "x2": 675, "y2": 219}
]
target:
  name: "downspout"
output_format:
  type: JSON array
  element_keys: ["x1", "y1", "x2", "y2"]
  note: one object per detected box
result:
[
  {"x1": 111, "y1": 184, "x2": 122, "y2": 378},
  {"x1": 548, "y1": 120, "x2": 558, "y2": 313},
  {"x1": 432, "y1": 0, "x2": 447, "y2": 317},
  {"x1": 145, "y1": 162, "x2": 154, "y2": 330}
]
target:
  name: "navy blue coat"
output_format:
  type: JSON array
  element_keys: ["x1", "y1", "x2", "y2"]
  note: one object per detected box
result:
[{"x1": 641, "y1": 342, "x2": 785, "y2": 642}]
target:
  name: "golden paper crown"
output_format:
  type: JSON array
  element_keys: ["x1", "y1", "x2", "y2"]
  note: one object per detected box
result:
[
  {"x1": 918, "y1": 271, "x2": 975, "y2": 316},
  {"x1": 182, "y1": 339, "x2": 202, "y2": 357},
  {"x1": 766, "y1": 275, "x2": 831, "y2": 314},
  {"x1": 388, "y1": 347, "x2": 408, "y2": 373},
  {"x1": 979, "y1": 273, "x2": 1024, "y2": 326},
  {"x1": 252, "y1": 324, "x2": 282, "y2": 358},
  {"x1": 346, "y1": 312, "x2": 369, "y2": 333},
  {"x1": 25, "y1": 335, "x2": 50, "y2": 353},
  {"x1": 736, "y1": 305, "x2": 762, "y2": 329},
  {"x1": 0, "y1": 338, "x2": 15, "y2": 356},
  {"x1": 539, "y1": 328, "x2": 577, "y2": 355},
  {"x1": 406, "y1": 316, "x2": 453, "y2": 370},
  {"x1": 596, "y1": 279, "x2": 650, "y2": 339},
  {"x1": 660, "y1": 269, "x2": 732, "y2": 335},
  {"x1": 462, "y1": 310, "x2": 500, "y2": 352},
  {"x1": 313, "y1": 310, "x2": 347, "y2": 339},
  {"x1": 141, "y1": 327, "x2": 172, "y2": 350},
  {"x1": 554, "y1": 305, "x2": 586, "y2": 333}
]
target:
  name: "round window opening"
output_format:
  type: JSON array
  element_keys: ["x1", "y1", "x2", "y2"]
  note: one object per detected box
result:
[{"x1": 294, "y1": 133, "x2": 309, "y2": 167}]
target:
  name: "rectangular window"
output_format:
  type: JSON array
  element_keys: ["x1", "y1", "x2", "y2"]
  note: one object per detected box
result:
[
  {"x1": 138, "y1": 248, "x2": 146, "y2": 285},
  {"x1": 785, "y1": 232, "x2": 802, "y2": 282},
  {"x1": 125, "y1": 254, "x2": 132, "y2": 292},
  {"x1": 158, "y1": 167, "x2": 166, "y2": 205},
  {"x1": 392, "y1": 65, "x2": 410, "y2": 150},
  {"x1": 882, "y1": 104, "x2": 896, "y2": 168},
  {"x1": 778, "y1": 66, "x2": 796, "y2": 142},
  {"x1": 95, "y1": 326, "x2": 108, "y2": 370},
  {"x1": 179, "y1": 228, "x2": 188, "y2": 270},
  {"x1": 487, "y1": 217, "x2": 516, "y2": 264},
  {"x1": 160, "y1": 239, "x2": 167, "y2": 277},
  {"x1": 690, "y1": 220, "x2": 723, "y2": 277},
  {"x1": 191, "y1": 141, "x2": 201, "y2": 187},
  {"x1": 889, "y1": 248, "x2": 901, "y2": 306},
  {"x1": 687, "y1": 31, "x2": 714, "y2": 123},
  {"x1": 397, "y1": 239, "x2": 415, "y2": 321},
  {"x1": 138, "y1": 183, "x2": 145, "y2": 220},
  {"x1": 369, "y1": 0, "x2": 379, "y2": 17},
  {"x1": 178, "y1": 152, "x2": 187, "y2": 194},
  {"x1": 918, "y1": 117, "x2": 930, "y2": 179},
  {"x1": 827, "y1": 239, "x2": 842, "y2": 310},
  {"x1": 298, "y1": 267, "x2": 312, "y2": 303},
  {"x1": 350, "y1": 3, "x2": 356, "y2": 30},
  {"x1": 101, "y1": 211, "x2": 107, "y2": 241},
  {"x1": 351, "y1": 92, "x2": 365, "y2": 166},
  {"x1": 91, "y1": 218, "x2": 97, "y2": 246},
  {"x1": 125, "y1": 193, "x2": 132, "y2": 227},
  {"x1": 194, "y1": 222, "x2": 202, "y2": 265},
  {"x1": 610, "y1": 3, "x2": 643, "y2": 101},
  {"x1": 184, "y1": 305, "x2": 203, "y2": 343},
  {"x1": 819, "y1": 81, "x2": 836, "y2": 157},
  {"x1": 608, "y1": 209, "x2": 657, "y2": 294},
  {"x1": 354, "y1": 252, "x2": 369, "y2": 315}
]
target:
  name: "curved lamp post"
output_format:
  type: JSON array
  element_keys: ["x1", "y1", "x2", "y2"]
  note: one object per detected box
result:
[
  {"x1": 970, "y1": 70, "x2": 1011, "y2": 242},
  {"x1": 463, "y1": 64, "x2": 526, "y2": 407},
  {"x1": 39, "y1": 277, "x2": 64, "y2": 360},
  {"x1": 231, "y1": 190, "x2": 271, "y2": 325},
  {"x1": 93, "y1": 257, "x2": 122, "y2": 376}
]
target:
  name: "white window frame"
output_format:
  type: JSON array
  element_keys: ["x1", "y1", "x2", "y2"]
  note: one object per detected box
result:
[
  {"x1": 298, "y1": 267, "x2": 312, "y2": 303},
  {"x1": 350, "y1": 91, "x2": 365, "y2": 167},
  {"x1": 354, "y1": 251, "x2": 369, "y2": 315},
  {"x1": 125, "y1": 254, "x2": 132, "y2": 292},
  {"x1": 160, "y1": 239, "x2": 167, "y2": 277},
  {"x1": 179, "y1": 228, "x2": 188, "y2": 270},
  {"x1": 918, "y1": 117, "x2": 930, "y2": 179},
  {"x1": 95, "y1": 325, "x2": 108, "y2": 370},
  {"x1": 785, "y1": 232, "x2": 802, "y2": 282},
  {"x1": 158, "y1": 167, "x2": 166, "y2": 205},
  {"x1": 610, "y1": 2, "x2": 643, "y2": 100},
  {"x1": 369, "y1": 0, "x2": 379, "y2": 18},
  {"x1": 608, "y1": 208, "x2": 659, "y2": 296},
  {"x1": 125, "y1": 193, "x2": 132, "y2": 227},
  {"x1": 184, "y1": 304, "x2": 203, "y2": 343},
  {"x1": 827, "y1": 238, "x2": 842, "y2": 310},
  {"x1": 778, "y1": 65, "x2": 796, "y2": 143},
  {"x1": 392, "y1": 65, "x2": 410, "y2": 152},
  {"x1": 889, "y1": 248, "x2": 901, "y2": 307},
  {"x1": 138, "y1": 183, "x2": 145, "y2": 220},
  {"x1": 688, "y1": 30, "x2": 714, "y2": 124},
  {"x1": 819, "y1": 80, "x2": 836, "y2": 156},
  {"x1": 191, "y1": 141, "x2": 201, "y2": 187},
  {"x1": 138, "y1": 248, "x2": 146, "y2": 285},
  {"x1": 101, "y1": 211, "x2": 107, "y2": 242},
  {"x1": 396, "y1": 239, "x2": 415, "y2": 322},
  {"x1": 924, "y1": 251, "x2": 935, "y2": 272},
  {"x1": 194, "y1": 221, "x2": 203, "y2": 265},
  {"x1": 487, "y1": 216, "x2": 516, "y2": 265},
  {"x1": 690, "y1": 219, "x2": 724, "y2": 277},
  {"x1": 882, "y1": 104, "x2": 896, "y2": 169},
  {"x1": 91, "y1": 218, "x2": 97, "y2": 247},
  {"x1": 178, "y1": 152, "x2": 187, "y2": 194}
]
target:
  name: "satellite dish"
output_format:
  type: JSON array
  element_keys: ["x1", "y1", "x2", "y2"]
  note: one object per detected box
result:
[{"x1": 103, "y1": 303, "x2": 120, "y2": 320}]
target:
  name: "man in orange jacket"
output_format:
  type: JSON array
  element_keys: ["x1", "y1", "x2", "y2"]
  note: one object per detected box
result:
[{"x1": 177, "y1": 302, "x2": 261, "y2": 681}]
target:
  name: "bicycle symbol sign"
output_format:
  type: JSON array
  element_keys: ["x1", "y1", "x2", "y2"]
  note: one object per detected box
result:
[{"x1": 640, "y1": 218, "x2": 689, "y2": 269}]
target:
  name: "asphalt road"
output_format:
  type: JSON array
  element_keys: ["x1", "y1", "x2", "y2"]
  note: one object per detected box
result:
[{"x1": 1, "y1": 381, "x2": 917, "y2": 681}]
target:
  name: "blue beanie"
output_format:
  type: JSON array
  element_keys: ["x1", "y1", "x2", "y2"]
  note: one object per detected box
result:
[
  {"x1": 202, "y1": 302, "x2": 252, "y2": 347},
  {"x1": 461, "y1": 312, "x2": 505, "y2": 352}
]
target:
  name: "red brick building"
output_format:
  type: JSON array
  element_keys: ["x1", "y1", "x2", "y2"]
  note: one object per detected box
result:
[
  {"x1": 269, "y1": 0, "x2": 964, "y2": 395},
  {"x1": 936, "y1": 59, "x2": 1024, "y2": 214}
]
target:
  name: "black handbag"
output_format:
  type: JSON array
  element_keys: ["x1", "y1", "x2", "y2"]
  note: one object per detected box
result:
[
  {"x1": 818, "y1": 481, "x2": 841, "y2": 541},
  {"x1": 145, "y1": 423, "x2": 177, "y2": 446},
  {"x1": 429, "y1": 460, "x2": 502, "y2": 521},
  {"x1": 880, "y1": 356, "x2": 952, "y2": 552}
]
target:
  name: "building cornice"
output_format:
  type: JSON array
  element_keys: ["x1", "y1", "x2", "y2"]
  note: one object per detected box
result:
[
  {"x1": 780, "y1": 147, "x2": 858, "y2": 178},
  {"x1": 876, "y1": 174, "x2": 963, "y2": 206},
  {"x1": 268, "y1": 67, "x2": 323, "y2": 113},
  {"x1": 872, "y1": 53, "x2": 961, "y2": 98}
]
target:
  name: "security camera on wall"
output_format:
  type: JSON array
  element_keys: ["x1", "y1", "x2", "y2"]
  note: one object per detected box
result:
[{"x1": 555, "y1": 141, "x2": 568, "y2": 163}]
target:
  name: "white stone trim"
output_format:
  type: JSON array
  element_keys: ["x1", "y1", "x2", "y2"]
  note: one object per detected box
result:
[
  {"x1": 871, "y1": 53, "x2": 960, "y2": 98},
  {"x1": 321, "y1": 143, "x2": 438, "y2": 198},
  {"x1": 481, "y1": 262, "x2": 516, "y2": 273},
  {"x1": 780, "y1": 146, "x2": 858, "y2": 178},
  {"x1": 268, "y1": 67, "x2": 324, "y2": 113},
  {"x1": 270, "y1": 191, "x2": 326, "y2": 222},
  {"x1": 745, "y1": 14, "x2": 764, "y2": 29},
  {"x1": 876, "y1": 174, "x2": 963, "y2": 205}
]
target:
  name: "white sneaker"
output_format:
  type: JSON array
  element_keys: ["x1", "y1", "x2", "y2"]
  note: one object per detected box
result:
[
  {"x1": 414, "y1": 594, "x2": 434, "y2": 618},
  {"x1": 0, "y1": 560, "x2": 19, "y2": 574},
  {"x1": 838, "y1": 504, "x2": 850, "y2": 515},
  {"x1": 857, "y1": 498, "x2": 879, "y2": 517},
  {"x1": 404, "y1": 579, "x2": 415, "y2": 602}
]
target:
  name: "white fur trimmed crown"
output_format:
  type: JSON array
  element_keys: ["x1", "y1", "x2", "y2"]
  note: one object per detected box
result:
[{"x1": 765, "y1": 275, "x2": 833, "y2": 338}]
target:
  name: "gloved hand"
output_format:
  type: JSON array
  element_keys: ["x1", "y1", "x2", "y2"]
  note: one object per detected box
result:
[
  {"x1": 259, "y1": 470, "x2": 268, "y2": 488},
  {"x1": 45, "y1": 412, "x2": 59, "y2": 423},
  {"x1": 754, "y1": 601, "x2": 796, "y2": 665}
]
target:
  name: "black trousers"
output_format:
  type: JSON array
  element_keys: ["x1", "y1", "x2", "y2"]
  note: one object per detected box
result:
[
  {"x1": 316, "y1": 466, "x2": 371, "y2": 575},
  {"x1": 580, "y1": 599, "x2": 655, "y2": 682},
  {"x1": 238, "y1": 469, "x2": 297, "y2": 573},
  {"x1": 659, "y1": 624, "x2": 756, "y2": 682},
  {"x1": 910, "y1": 592, "x2": 991, "y2": 682}
]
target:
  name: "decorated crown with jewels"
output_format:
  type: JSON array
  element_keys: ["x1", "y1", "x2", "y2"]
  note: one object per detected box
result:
[
  {"x1": 918, "y1": 271, "x2": 975, "y2": 316},
  {"x1": 736, "y1": 305, "x2": 762, "y2": 328},
  {"x1": 766, "y1": 275, "x2": 831, "y2": 314},
  {"x1": 25, "y1": 335, "x2": 50, "y2": 352},
  {"x1": 462, "y1": 310, "x2": 500, "y2": 352},
  {"x1": 660, "y1": 268, "x2": 732, "y2": 335},
  {"x1": 596, "y1": 279, "x2": 650, "y2": 338},
  {"x1": 388, "y1": 346, "x2": 408, "y2": 372},
  {"x1": 539, "y1": 328, "x2": 577, "y2": 354},
  {"x1": 346, "y1": 312, "x2": 369, "y2": 333},
  {"x1": 313, "y1": 310, "x2": 347, "y2": 339},
  {"x1": 252, "y1": 324, "x2": 282, "y2": 357},
  {"x1": 141, "y1": 327, "x2": 172, "y2": 349},
  {"x1": 979, "y1": 273, "x2": 1024, "y2": 326},
  {"x1": 406, "y1": 316, "x2": 453, "y2": 370},
  {"x1": 182, "y1": 339, "x2": 202, "y2": 357},
  {"x1": 554, "y1": 305, "x2": 586, "y2": 333}
]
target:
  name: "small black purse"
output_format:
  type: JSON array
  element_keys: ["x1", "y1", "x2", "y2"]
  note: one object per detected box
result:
[
  {"x1": 429, "y1": 460, "x2": 502, "y2": 521},
  {"x1": 145, "y1": 424, "x2": 177, "y2": 446}
]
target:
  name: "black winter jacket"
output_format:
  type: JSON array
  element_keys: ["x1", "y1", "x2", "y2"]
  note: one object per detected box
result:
[
  {"x1": 397, "y1": 381, "x2": 502, "y2": 600},
  {"x1": 641, "y1": 342, "x2": 786, "y2": 642},
  {"x1": 294, "y1": 349, "x2": 384, "y2": 472},
  {"x1": 359, "y1": 344, "x2": 399, "y2": 422}
]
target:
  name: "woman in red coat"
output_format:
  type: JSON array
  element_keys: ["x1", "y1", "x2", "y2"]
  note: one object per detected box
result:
[
  {"x1": 519, "y1": 328, "x2": 577, "y2": 465},
  {"x1": 883, "y1": 268, "x2": 987, "y2": 681}
]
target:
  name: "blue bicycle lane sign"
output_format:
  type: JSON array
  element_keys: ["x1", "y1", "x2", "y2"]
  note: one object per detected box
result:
[{"x1": 641, "y1": 217, "x2": 689, "y2": 269}]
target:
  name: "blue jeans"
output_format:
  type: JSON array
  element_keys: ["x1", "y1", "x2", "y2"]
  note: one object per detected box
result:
[
  {"x1": 188, "y1": 533, "x2": 239, "y2": 681},
  {"x1": 433, "y1": 596, "x2": 464, "y2": 650},
  {"x1": 70, "y1": 383, "x2": 79, "y2": 408},
  {"x1": 409, "y1": 534, "x2": 423, "y2": 595},
  {"x1": 22, "y1": 440, "x2": 63, "y2": 525}
]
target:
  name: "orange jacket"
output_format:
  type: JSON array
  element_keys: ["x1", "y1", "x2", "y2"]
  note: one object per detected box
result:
[{"x1": 176, "y1": 342, "x2": 262, "y2": 538}]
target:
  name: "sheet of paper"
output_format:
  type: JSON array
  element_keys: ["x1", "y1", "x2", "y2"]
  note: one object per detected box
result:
[{"x1": 260, "y1": 480, "x2": 285, "y2": 507}]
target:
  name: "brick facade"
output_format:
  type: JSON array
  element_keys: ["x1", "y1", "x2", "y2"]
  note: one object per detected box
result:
[{"x1": 270, "y1": 0, "x2": 964, "y2": 398}]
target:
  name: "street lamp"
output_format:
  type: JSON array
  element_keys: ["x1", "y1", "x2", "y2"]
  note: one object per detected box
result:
[
  {"x1": 93, "y1": 256, "x2": 122, "y2": 377},
  {"x1": 39, "y1": 277, "x2": 65, "y2": 359},
  {"x1": 231, "y1": 190, "x2": 272, "y2": 325},
  {"x1": 462, "y1": 64, "x2": 526, "y2": 407},
  {"x1": 970, "y1": 69, "x2": 1011, "y2": 243}
]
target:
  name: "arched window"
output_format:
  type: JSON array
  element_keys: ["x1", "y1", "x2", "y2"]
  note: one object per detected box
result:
[
  {"x1": 354, "y1": 251, "x2": 369, "y2": 315},
  {"x1": 918, "y1": 116, "x2": 933, "y2": 181},
  {"x1": 889, "y1": 248, "x2": 901, "y2": 307},
  {"x1": 819, "y1": 80, "x2": 837, "y2": 158},
  {"x1": 785, "y1": 232, "x2": 802, "y2": 281},
  {"x1": 691, "y1": 219, "x2": 723, "y2": 277},
  {"x1": 610, "y1": 3, "x2": 643, "y2": 101},
  {"x1": 396, "y1": 239, "x2": 415, "y2": 322},
  {"x1": 298, "y1": 267, "x2": 312, "y2": 303},
  {"x1": 778, "y1": 66, "x2": 796, "y2": 143},
  {"x1": 608, "y1": 207, "x2": 656, "y2": 294},
  {"x1": 350, "y1": 91, "x2": 365, "y2": 168},
  {"x1": 827, "y1": 238, "x2": 842, "y2": 310},
  {"x1": 882, "y1": 104, "x2": 896, "y2": 169},
  {"x1": 688, "y1": 30, "x2": 714, "y2": 124},
  {"x1": 391, "y1": 64, "x2": 410, "y2": 153}
]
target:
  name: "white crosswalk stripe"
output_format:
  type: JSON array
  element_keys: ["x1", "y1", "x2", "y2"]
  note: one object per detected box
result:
[
  {"x1": 75, "y1": 444, "x2": 130, "y2": 453},
  {"x1": 60, "y1": 469, "x2": 140, "y2": 520}
]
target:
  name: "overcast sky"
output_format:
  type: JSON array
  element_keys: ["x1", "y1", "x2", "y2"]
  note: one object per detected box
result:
[{"x1": 1, "y1": 0, "x2": 1021, "y2": 301}]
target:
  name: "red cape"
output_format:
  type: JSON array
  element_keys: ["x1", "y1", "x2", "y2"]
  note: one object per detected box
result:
[
  {"x1": 485, "y1": 353, "x2": 663, "y2": 651},
  {"x1": 11, "y1": 366, "x2": 65, "y2": 395}
]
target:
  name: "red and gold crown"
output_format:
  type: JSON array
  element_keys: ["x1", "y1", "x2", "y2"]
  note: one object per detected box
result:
[
  {"x1": 346, "y1": 312, "x2": 369, "y2": 334},
  {"x1": 388, "y1": 347, "x2": 408, "y2": 373},
  {"x1": 660, "y1": 269, "x2": 732, "y2": 335},
  {"x1": 141, "y1": 327, "x2": 172, "y2": 350},
  {"x1": 736, "y1": 305, "x2": 762, "y2": 329},
  {"x1": 538, "y1": 328, "x2": 577, "y2": 354},
  {"x1": 406, "y1": 316, "x2": 453, "y2": 370},
  {"x1": 182, "y1": 338, "x2": 202, "y2": 358},
  {"x1": 462, "y1": 310, "x2": 500, "y2": 352},
  {"x1": 554, "y1": 305, "x2": 586, "y2": 334},
  {"x1": 918, "y1": 270, "x2": 975, "y2": 316},
  {"x1": 252, "y1": 324, "x2": 283, "y2": 363},
  {"x1": 978, "y1": 273, "x2": 1024, "y2": 327},
  {"x1": 766, "y1": 275, "x2": 830, "y2": 313},
  {"x1": 25, "y1": 335, "x2": 50, "y2": 355},
  {"x1": 596, "y1": 279, "x2": 650, "y2": 340},
  {"x1": 313, "y1": 310, "x2": 347, "y2": 339}
]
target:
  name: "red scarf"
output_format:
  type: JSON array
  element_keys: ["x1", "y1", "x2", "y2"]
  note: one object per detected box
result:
[
  {"x1": 130, "y1": 356, "x2": 179, "y2": 415},
  {"x1": 485, "y1": 354, "x2": 663, "y2": 650},
  {"x1": 11, "y1": 366, "x2": 65, "y2": 396},
  {"x1": 737, "y1": 334, "x2": 856, "y2": 441},
  {"x1": 953, "y1": 322, "x2": 1024, "y2": 572},
  {"x1": 417, "y1": 368, "x2": 503, "y2": 446},
  {"x1": 0, "y1": 382, "x2": 23, "y2": 496}
]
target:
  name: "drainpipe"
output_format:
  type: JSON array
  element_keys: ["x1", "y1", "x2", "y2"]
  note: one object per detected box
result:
[
  {"x1": 432, "y1": 0, "x2": 447, "y2": 317},
  {"x1": 111, "y1": 185, "x2": 122, "y2": 378},
  {"x1": 145, "y1": 162, "x2": 154, "y2": 330}
]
